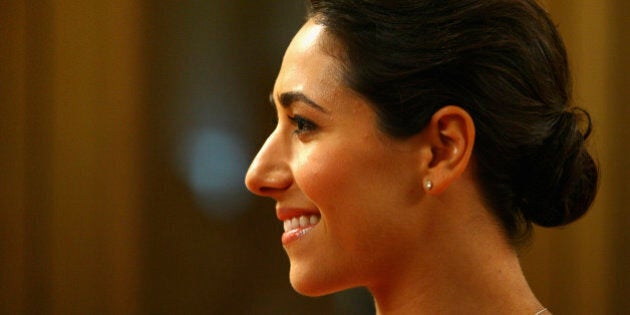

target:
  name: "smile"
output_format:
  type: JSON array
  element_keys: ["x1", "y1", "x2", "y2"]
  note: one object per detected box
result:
[
  {"x1": 281, "y1": 214, "x2": 321, "y2": 245},
  {"x1": 283, "y1": 214, "x2": 320, "y2": 232}
]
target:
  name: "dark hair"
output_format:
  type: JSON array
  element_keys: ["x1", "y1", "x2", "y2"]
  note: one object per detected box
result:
[{"x1": 307, "y1": 0, "x2": 599, "y2": 244}]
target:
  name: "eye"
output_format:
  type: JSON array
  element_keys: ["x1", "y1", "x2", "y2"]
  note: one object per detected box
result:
[{"x1": 288, "y1": 115, "x2": 317, "y2": 135}]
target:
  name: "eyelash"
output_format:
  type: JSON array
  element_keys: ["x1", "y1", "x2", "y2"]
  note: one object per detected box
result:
[{"x1": 288, "y1": 115, "x2": 317, "y2": 135}]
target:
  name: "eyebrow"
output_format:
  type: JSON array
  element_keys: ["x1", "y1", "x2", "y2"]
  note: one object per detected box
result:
[{"x1": 269, "y1": 91, "x2": 330, "y2": 113}]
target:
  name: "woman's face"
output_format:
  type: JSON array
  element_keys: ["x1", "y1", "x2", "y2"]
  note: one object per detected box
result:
[{"x1": 245, "y1": 20, "x2": 427, "y2": 296}]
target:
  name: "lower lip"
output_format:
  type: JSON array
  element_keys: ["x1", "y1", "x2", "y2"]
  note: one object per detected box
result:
[{"x1": 281, "y1": 226, "x2": 315, "y2": 245}]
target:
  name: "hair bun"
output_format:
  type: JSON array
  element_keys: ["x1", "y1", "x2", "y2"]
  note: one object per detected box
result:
[{"x1": 519, "y1": 108, "x2": 598, "y2": 227}]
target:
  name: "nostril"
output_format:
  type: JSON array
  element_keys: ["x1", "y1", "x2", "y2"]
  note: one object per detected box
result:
[
  {"x1": 259, "y1": 186, "x2": 276, "y2": 194},
  {"x1": 245, "y1": 167, "x2": 292, "y2": 197},
  {"x1": 258, "y1": 175, "x2": 292, "y2": 195}
]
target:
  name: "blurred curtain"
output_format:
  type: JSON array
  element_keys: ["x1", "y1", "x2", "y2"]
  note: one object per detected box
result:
[
  {"x1": 0, "y1": 1, "x2": 143, "y2": 314},
  {"x1": 0, "y1": 0, "x2": 628, "y2": 314}
]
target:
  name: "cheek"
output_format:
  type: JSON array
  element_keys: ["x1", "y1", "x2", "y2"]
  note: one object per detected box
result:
[
  {"x1": 293, "y1": 144, "x2": 350, "y2": 205},
  {"x1": 294, "y1": 139, "x2": 419, "y2": 204},
  {"x1": 293, "y1": 141, "x2": 414, "y2": 224}
]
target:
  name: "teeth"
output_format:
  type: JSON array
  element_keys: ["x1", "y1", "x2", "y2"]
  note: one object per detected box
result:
[
  {"x1": 283, "y1": 215, "x2": 320, "y2": 232},
  {"x1": 299, "y1": 216, "x2": 309, "y2": 227}
]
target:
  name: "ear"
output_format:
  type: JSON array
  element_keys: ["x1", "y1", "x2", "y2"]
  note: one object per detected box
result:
[{"x1": 421, "y1": 106, "x2": 475, "y2": 195}]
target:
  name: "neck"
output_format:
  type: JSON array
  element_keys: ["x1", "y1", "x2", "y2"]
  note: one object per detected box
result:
[{"x1": 368, "y1": 198, "x2": 543, "y2": 314}]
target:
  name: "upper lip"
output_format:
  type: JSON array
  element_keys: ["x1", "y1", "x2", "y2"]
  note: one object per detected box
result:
[{"x1": 276, "y1": 206, "x2": 321, "y2": 221}]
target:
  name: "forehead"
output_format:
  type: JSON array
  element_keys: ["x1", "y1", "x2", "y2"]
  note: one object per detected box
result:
[
  {"x1": 274, "y1": 20, "x2": 344, "y2": 100},
  {"x1": 287, "y1": 19, "x2": 326, "y2": 54}
]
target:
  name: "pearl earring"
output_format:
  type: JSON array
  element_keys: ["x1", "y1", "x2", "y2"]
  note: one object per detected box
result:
[{"x1": 424, "y1": 179, "x2": 433, "y2": 191}]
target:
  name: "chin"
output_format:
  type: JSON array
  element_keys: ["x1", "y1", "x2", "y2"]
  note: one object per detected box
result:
[
  {"x1": 290, "y1": 281, "x2": 328, "y2": 297},
  {"x1": 289, "y1": 267, "x2": 330, "y2": 296},
  {"x1": 288, "y1": 263, "x2": 353, "y2": 297}
]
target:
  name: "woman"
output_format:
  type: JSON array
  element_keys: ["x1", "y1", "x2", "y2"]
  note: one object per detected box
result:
[{"x1": 245, "y1": 0, "x2": 598, "y2": 314}]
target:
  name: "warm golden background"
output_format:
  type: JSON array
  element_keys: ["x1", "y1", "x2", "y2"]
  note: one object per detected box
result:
[{"x1": 1, "y1": 1, "x2": 628, "y2": 314}]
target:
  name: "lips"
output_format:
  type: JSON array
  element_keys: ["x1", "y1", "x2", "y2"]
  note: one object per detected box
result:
[{"x1": 277, "y1": 208, "x2": 321, "y2": 245}]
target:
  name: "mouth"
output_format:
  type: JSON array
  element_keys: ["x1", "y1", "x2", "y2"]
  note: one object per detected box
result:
[
  {"x1": 283, "y1": 214, "x2": 320, "y2": 232},
  {"x1": 277, "y1": 210, "x2": 321, "y2": 245}
]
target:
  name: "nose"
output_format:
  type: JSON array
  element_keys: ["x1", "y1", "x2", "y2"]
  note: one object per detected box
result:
[{"x1": 245, "y1": 130, "x2": 292, "y2": 197}]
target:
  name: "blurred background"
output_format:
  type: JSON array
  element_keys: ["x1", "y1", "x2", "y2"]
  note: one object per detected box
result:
[{"x1": 0, "y1": 0, "x2": 627, "y2": 314}]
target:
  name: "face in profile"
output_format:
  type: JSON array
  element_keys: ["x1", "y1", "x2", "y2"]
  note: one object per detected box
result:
[{"x1": 245, "y1": 20, "x2": 431, "y2": 296}]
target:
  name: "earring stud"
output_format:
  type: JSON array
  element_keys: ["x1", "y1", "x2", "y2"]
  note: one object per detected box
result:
[{"x1": 425, "y1": 179, "x2": 433, "y2": 191}]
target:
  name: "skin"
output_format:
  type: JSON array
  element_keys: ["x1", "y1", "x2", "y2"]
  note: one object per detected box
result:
[{"x1": 245, "y1": 19, "x2": 548, "y2": 315}]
